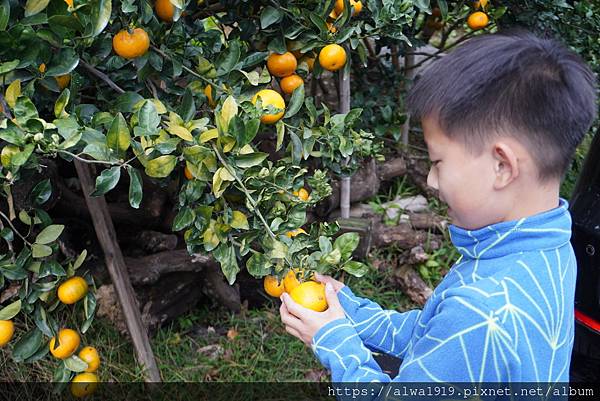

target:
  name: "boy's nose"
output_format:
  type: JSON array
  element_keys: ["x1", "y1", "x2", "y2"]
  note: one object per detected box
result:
[{"x1": 427, "y1": 166, "x2": 439, "y2": 190}]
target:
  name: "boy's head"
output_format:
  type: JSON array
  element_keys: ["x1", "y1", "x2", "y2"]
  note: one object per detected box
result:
[{"x1": 407, "y1": 30, "x2": 597, "y2": 230}]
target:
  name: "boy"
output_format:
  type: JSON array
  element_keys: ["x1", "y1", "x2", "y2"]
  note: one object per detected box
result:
[{"x1": 279, "y1": 31, "x2": 598, "y2": 387}]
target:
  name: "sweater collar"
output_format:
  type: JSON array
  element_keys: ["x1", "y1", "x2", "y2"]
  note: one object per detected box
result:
[{"x1": 448, "y1": 197, "x2": 572, "y2": 260}]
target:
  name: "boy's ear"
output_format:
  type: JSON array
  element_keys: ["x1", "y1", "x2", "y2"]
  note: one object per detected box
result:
[{"x1": 491, "y1": 141, "x2": 519, "y2": 189}]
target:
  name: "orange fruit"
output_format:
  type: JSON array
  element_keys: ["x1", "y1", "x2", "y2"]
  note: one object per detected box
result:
[
  {"x1": 112, "y1": 28, "x2": 150, "y2": 59},
  {"x1": 326, "y1": 22, "x2": 337, "y2": 33},
  {"x1": 283, "y1": 269, "x2": 303, "y2": 293},
  {"x1": 280, "y1": 74, "x2": 304, "y2": 95},
  {"x1": 318, "y1": 44, "x2": 346, "y2": 71},
  {"x1": 293, "y1": 188, "x2": 309, "y2": 201},
  {"x1": 38, "y1": 63, "x2": 46, "y2": 73},
  {"x1": 49, "y1": 328, "x2": 81, "y2": 359},
  {"x1": 473, "y1": 0, "x2": 488, "y2": 9},
  {"x1": 266, "y1": 52, "x2": 297, "y2": 78},
  {"x1": 57, "y1": 276, "x2": 88, "y2": 305},
  {"x1": 251, "y1": 89, "x2": 285, "y2": 124},
  {"x1": 64, "y1": 0, "x2": 74, "y2": 6},
  {"x1": 467, "y1": 11, "x2": 489, "y2": 30},
  {"x1": 204, "y1": 84, "x2": 216, "y2": 108},
  {"x1": 328, "y1": 9, "x2": 339, "y2": 20},
  {"x1": 70, "y1": 372, "x2": 99, "y2": 398},
  {"x1": 78, "y1": 346, "x2": 100, "y2": 373},
  {"x1": 155, "y1": 0, "x2": 175, "y2": 22},
  {"x1": 0, "y1": 320, "x2": 15, "y2": 347},
  {"x1": 334, "y1": 0, "x2": 362, "y2": 16},
  {"x1": 55, "y1": 74, "x2": 71, "y2": 90},
  {"x1": 264, "y1": 275, "x2": 285, "y2": 297},
  {"x1": 184, "y1": 165, "x2": 193, "y2": 180},
  {"x1": 285, "y1": 228, "x2": 307, "y2": 238},
  {"x1": 290, "y1": 281, "x2": 328, "y2": 312}
]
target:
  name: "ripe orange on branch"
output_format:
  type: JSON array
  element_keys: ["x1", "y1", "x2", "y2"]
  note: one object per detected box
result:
[
  {"x1": 467, "y1": 11, "x2": 489, "y2": 30},
  {"x1": 334, "y1": 0, "x2": 363, "y2": 16},
  {"x1": 55, "y1": 74, "x2": 71, "y2": 90},
  {"x1": 252, "y1": 89, "x2": 285, "y2": 124},
  {"x1": 78, "y1": 346, "x2": 100, "y2": 373},
  {"x1": 49, "y1": 328, "x2": 81, "y2": 359},
  {"x1": 318, "y1": 44, "x2": 346, "y2": 72},
  {"x1": 0, "y1": 320, "x2": 14, "y2": 347},
  {"x1": 266, "y1": 52, "x2": 297, "y2": 78},
  {"x1": 264, "y1": 275, "x2": 285, "y2": 297},
  {"x1": 57, "y1": 276, "x2": 88, "y2": 304},
  {"x1": 280, "y1": 74, "x2": 304, "y2": 95},
  {"x1": 112, "y1": 28, "x2": 150, "y2": 59},
  {"x1": 70, "y1": 372, "x2": 99, "y2": 398},
  {"x1": 155, "y1": 0, "x2": 175, "y2": 22},
  {"x1": 293, "y1": 188, "x2": 309, "y2": 201}
]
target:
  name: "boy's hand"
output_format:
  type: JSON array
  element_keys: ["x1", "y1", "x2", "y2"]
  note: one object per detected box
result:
[{"x1": 279, "y1": 282, "x2": 346, "y2": 347}]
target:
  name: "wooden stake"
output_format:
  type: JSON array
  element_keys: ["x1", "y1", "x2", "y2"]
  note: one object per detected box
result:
[
  {"x1": 339, "y1": 45, "x2": 351, "y2": 219},
  {"x1": 73, "y1": 160, "x2": 162, "y2": 382}
]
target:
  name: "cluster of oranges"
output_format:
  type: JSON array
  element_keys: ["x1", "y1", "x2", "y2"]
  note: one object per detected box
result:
[
  {"x1": 264, "y1": 269, "x2": 328, "y2": 312},
  {"x1": 0, "y1": 276, "x2": 100, "y2": 397}
]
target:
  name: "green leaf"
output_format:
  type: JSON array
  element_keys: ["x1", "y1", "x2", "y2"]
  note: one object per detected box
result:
[
  {"x1": 0, "y1": 0, "x2": 10, "y2": 31},
  {"x1": 260, "y1": 6, "x2": 283, "y2": 28},
  {"x1": 33, "y1": 304, "x2": 53, "y2": 337},
  {"x1": 73, "y1": 250, "x2": 87, "y2": 270},
  {"x1": 116, "y1": 92, "x2": 144, "y2": 113},
  {"x1": 172, "y1": 208, "x2": 195, "y2": 231},
  {"x1": 127, "y1": 167, "x2": 143, "y2": 209},
  {"x1": 234, "y1": 152, "x2": 268, "y2": 168},
  {"x1": 167, "y1": 124, "x2": 193, "y2": 141},
  {"x1": 88, "y1": 0, "x2": 112, "y2": 37},
  {"x1": 216, "y1": 40, "x2": 241, "y2": 76},
  {"x1": 32, "y1": 244, "x2": 53, "y2": 258},
  {"x1": 64, "y1": 355, "x2": 89, "y2": 372},
  {"x1": 0, "y1": 299, "x2": 21, "y2": 320},
  {"x1": 323, "y1": 248, "x2": 341, "y2": 265},
  {"x1": 0, "y1": 59, "x2": 19, "y2": 75},
  {"x1": 35, "y1": 224, "x2": 65, "y2": 245},
  {"x1": 106, "y1": 113, "x2": 131, "y2": 157},
  {"x1": 30, "y1": 179, "x2": 52, "y2": 206},
  {"x1": 199, "y1": 128, "x2": 218, "y2": 143},
  {"x1": 91, "y1": 166, "x2": 121, "y2": 196},
  {"x1": 219, "y1": 95, "x2": 238, "y2": 134},
  {"x1": 318, "y1": 236, "x2": 332, "y2": 254},
  {"x1": 246, "y1": 252, "x2": 271, "y2": 278},
  {"x1": 230, "y1": 211, "x2": 249, "y2": 230},
  {"x1": 46, "y1": 48, "x2": 79, "y2": 77},
  {"x1": 333, "y1": 232, "x2": 360, "y2": 260},
  {"x1": 212, "y1": 243, "x2": 239, "y2": 285},
  {"x1": 342, "y1": 260, "x2": 369, "y2": 277},
  {"x1": 12, "y1": 328, "x2": 43, "y2": 362},
  {"x1": 137, "y1": 100, "x2": 160, "y2": 134},
  {"x1": 24, "y1": 0, "x2": 50, "y2": 17},
  {"x1": 58, "y1": 131, "x2": 83, "y2": 150},
  {"x1": 290, "y1": 132, "x2": 302, "y2": 165},
  {"x1": 284, "y1": 82, "x2": 305, "y2": 118},
  {"x1": 145, "y1": 155, "x2": 177, "y2": 178},
  {"x1": 276, "y1": 120, "x2": 285, "y2": 151},
  {"x1": 54, "y1": 89, "x2": 70, "y2": 118},
  {"x1": 0, "y1": 227, "x2": 13, "y2": 242},
  {"x1": 178, "y1": 88, "x2": 196, "y2": 122}
]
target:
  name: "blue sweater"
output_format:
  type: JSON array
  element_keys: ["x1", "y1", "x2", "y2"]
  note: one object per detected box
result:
[{"x1": 312, "y1": 197, "x2": 576, "y2": 387}]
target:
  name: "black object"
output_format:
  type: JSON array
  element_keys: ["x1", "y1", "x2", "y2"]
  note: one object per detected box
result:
[{"x1": 569, "y1": 130, "x2": 600, "y2": 380}]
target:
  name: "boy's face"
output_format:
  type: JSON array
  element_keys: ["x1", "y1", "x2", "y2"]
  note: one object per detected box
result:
[{"x1": 422, "y1": 116, "x2": 506, "y2": 230}]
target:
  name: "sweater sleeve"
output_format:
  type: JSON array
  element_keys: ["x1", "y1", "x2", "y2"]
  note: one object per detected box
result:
[
  {"x1": 311, "y1": 295, "x2": 520, "y2": 400},
  {"x1": 336, "y1": 285, "x2": 421, "y2": 359}
]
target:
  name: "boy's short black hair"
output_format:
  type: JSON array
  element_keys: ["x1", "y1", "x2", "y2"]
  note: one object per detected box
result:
[{"x1": 407, "y1": 30, "x2": 598, "y2": 183}]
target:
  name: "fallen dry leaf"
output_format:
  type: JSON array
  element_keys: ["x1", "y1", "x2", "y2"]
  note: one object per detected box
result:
[{"x1": 226, "y1": 328, "x2": 239, "y2": 340}]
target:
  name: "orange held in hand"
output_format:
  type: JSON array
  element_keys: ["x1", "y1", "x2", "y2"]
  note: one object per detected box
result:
[
  {"x1": 112, "y1": 28, "x2": 150, "y2": 59},
  {"x1": 280, "y1": 74, "x2": 304, "y2": 95},
  {"x1": 155, "y1": 0, "x2": 175, "y2": 22},
  {"x1": 467, "y1": 11, "x2": 489, "y2": 30},
  {"x1": 264, "y1": 275, "x2": 285, "y2": 297},
  {"x1": 319, "y1": 44, "x2": 346, "y2": 72},
  {"x1": 290, "y1": 281, "x2": 328, "y2": 312},
  {"x1": 57, "y1": 276, "x2": 88, "y2": 304},
  {"x1": 266, "y1": 52, "x2": 297, "y2": 78},
  {"x1": 252, "y1": 89, "x2": 286, "y2": 124},
  {"x1": 49, "y1": 328, "x2": 81, "y2": 359}
]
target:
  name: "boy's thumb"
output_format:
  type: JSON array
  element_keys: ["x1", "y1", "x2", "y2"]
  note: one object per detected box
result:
[{"x1": 324, "y1": 282, "x2": 341, "y2": 308}]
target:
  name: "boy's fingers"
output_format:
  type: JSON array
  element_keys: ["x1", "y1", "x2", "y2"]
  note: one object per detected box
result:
[
  {"x1": 325, "y1": 283, "x2": 343, "y2": 310},
  {"x1": 280, "y1": 296, "x2": 304, "y2": 329}
]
